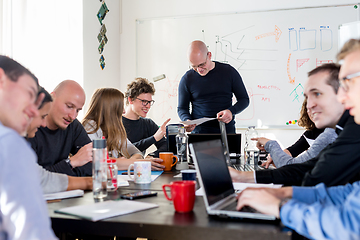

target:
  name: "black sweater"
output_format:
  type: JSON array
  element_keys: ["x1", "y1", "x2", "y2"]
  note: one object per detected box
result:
[{"x1": 29, "y1": 119, "x2": 92, "y2": 176}]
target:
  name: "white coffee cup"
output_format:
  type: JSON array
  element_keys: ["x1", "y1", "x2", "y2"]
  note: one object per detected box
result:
[{"x1": 127, "y1": 161, "x2": 151, "y2": 184}]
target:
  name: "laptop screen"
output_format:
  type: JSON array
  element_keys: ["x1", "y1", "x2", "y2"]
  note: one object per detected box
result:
[
  {"x1": 187, "y1": 133, "x2": 241, "y2": 154},
  {"x1": 191, "y1": 139, "x2": 235, "y2": 206}
]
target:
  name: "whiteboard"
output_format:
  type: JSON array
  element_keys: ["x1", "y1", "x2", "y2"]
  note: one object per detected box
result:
[
  {"x1": 339, "y1": 20, "x2": 360, "y2": 49},
  {"x1": 136, "y1": 5, "x2": 359, "y2": 128}
]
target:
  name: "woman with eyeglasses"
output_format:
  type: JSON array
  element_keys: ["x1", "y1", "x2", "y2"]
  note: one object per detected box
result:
[
  {"x1": 82, "y1": 87, "x2": 164, "y2": 170},
  {"x1": 123, "y1": 77, "x2": 170, "y2": 158}
]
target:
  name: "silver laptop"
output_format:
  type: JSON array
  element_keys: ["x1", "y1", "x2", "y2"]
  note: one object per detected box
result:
[
  {"x1": 218, "y1": 121, "x2": 266, "y2": 171},
  {"x1": 189, "y1": 139, "x2": 276, "y2": 221}
]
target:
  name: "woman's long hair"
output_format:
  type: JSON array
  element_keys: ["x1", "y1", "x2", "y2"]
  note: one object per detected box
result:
[
  {"x1": 82, "y1": 88, "x2": 129, "y2": 158},
  {"x1": 297, "y1": 98, "x2": 315, "y2": 131}
]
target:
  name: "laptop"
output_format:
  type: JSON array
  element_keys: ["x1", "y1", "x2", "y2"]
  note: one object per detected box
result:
[
  {"x1": 218, "y1": 121, "x2": 266, "y2": 171},
  {"x1": 187, "y1": 133, "x2": 241, "y2": 159},
  {"x1": 189, "y1": 139, "x2": 276, "y2": 221}
]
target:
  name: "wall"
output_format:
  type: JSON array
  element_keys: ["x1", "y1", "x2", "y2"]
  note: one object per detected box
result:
[
  {"x1": 117, "y1": 0, "x2": 357, "y2": 150},
  {"x1": 82, "y1": 0, "x2": 121, "y2": 114}
]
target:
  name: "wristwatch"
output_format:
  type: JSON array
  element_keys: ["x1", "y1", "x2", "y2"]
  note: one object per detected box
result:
[
  {"x1": 279, "y1": 198, "x2": 290, "y2": 212},
  {"x1": 65, "y1": 158, "x2": 73, "y2": 168}
]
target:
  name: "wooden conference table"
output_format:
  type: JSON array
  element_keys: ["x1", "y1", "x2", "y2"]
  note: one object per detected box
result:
[{"x1": 47, "y1": 171, "x2": 292, "y2": 240}]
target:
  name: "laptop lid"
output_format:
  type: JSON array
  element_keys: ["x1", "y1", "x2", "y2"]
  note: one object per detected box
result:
[
  {"x1": 190, "y1": 139, "x2": 234, "y2": 206},
  {"x1": 189, "y1": 139, "x2": 276, "y2": 221},
  {"x1": 187, "y1": 133, "x2": 241, "y2": 154}
]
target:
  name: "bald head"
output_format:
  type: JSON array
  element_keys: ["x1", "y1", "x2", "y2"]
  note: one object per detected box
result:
[
  {"x1": 187, "y1": 40, "x2": 208, "y2": 60},
  {"x1": 53, "y1": 80, "x2": 84, "y2": 96},
  {"x1": 187, "y1": 40, "x2": 214, "y2": 76},
  {"x1": 46, "y1": 80, "x2": 86, "y2": 130}
]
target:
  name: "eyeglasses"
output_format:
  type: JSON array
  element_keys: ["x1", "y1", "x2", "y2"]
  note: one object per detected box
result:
[
  {"x1": 189, "y1": 52, "x2": 209, "y2": 70},
  {"x1": 340, "y1": 71, "x2": 360, "y2": 92},
  {"x1": 136, "y1": 98, "x2": 155, "y2": 106}
]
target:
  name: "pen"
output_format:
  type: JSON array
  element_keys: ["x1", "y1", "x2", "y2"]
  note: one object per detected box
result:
[{"x1": 47, "y1": 199, "x2": 62, "y2": 203}]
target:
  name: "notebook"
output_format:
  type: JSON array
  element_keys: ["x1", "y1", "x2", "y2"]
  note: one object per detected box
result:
[
  {"x1": 55, "y1": 200, "x2": 158, "y2": 222},
  {"x1": 44, "y1": 190, "x2": 84, "y2": 201},
  {"x1": 189, "y1": 139, "x2": 276, "y2": 221}
]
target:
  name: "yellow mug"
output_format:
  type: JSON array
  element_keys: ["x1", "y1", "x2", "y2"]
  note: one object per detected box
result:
[{"x1": 159, "y1": 152, "x2": 178, "y2": 171}]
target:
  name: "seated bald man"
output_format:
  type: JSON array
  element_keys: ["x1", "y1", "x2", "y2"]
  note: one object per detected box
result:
[{"x1": 29, "y1": 80, "x2": 92, "y2": 176}]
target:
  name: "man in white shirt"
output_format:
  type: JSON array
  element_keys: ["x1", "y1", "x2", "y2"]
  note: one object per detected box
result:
[{"x1": 0, "y1": 55, "x2": 56, "y2": 240}]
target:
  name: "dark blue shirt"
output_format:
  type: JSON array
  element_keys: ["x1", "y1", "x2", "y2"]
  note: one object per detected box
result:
[{"x1": 177, "y1": 61, "x2": 249, "y2": 133}]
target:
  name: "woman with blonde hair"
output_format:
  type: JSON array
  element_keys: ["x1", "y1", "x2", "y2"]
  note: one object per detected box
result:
[{"x1": 82, "y1": 88, "x2": 164, "y2": 170}]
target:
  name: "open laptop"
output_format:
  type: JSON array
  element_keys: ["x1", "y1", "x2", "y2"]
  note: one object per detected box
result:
[
  {"x1": 218, "y1": 121, "x2": 267, "y2": 171},
  {"x1": 189, "y1": 139, "x2": 276, "y2": 221},
  {"x1": 187, "y1": 133, "x2": 241, "y2": 159}
]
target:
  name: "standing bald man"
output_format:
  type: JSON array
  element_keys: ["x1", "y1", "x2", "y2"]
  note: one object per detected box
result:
[
  {"x1": 178, "y1": 40, "x2": 249, "y2": 133},
  {"x1": 29, "y1": 80, "x2": 92, "y2": 176}
]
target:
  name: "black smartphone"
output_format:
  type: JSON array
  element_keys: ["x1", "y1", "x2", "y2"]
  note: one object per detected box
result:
[{"x1": 120, "y1": 191, "x2": 158, "y2": 200}]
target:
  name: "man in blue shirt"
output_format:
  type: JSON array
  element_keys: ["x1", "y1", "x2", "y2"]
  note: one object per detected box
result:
[
  {"x1": 235, "y1": 39, "x2": 360, "y2": 240},
  {"x1": 0, "y1": 55, "x2": 56, "y2": 239},
  {"x1": 177, "y1": 40, "x2": 249, "y2": 133}
]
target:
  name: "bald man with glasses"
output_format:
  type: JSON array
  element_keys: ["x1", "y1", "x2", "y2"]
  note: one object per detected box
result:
[{"x1": 178, "y1": 40, "x2": 249, "y2": 133}]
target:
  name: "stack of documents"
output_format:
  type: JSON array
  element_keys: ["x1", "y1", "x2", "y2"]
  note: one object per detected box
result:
[{"x1": 55, "y1": 200, "x2": 158, "y2": 221}]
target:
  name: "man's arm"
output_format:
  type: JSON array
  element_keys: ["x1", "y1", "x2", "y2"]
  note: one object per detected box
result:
[
  {"x1": 255, "y1": 158, "x2": 318, "y2": 186},
  {"x1": 37, "y1": 165, "x2": 69, "y2": 193},
  {"x1": 302, "y1": 116, "x2": 360, "y2": 186},
  {"x1": 281, "y1": 183, "x2": 360, "y2": 240},
  {"x1": 177, "y1": 76, "x2": 192, "y2": 121},
  {"x1": 67, "y1": 176, "x2": 92, "y2": 191},
  {"x1": 227, "y1": 67, "x2": 249, "y2": 115},
  {"x1": 69, "y1": 120, "x2": 93, "y2": 176}
]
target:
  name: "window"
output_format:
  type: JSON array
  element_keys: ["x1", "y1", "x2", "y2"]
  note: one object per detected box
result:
[{"x1": 0, "y1": 0, "x2": 83, "y2": 97}]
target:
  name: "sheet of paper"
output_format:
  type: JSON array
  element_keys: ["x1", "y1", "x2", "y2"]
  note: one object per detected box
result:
[
  {"x1": 44, "y1": 189, "x2": 84, "y2": 201},
  {"x1": 117, "y1": 175, "x2": 130, "y2": 187},
  {"x1": 55, "y1": 200, "x2": 158, "y2": 222},
  {"x1": 180, "y1": 117, "x2": 216, "y2": 126},
  {"x1": 195, "y1": 183, "x2": 282, "y2": 196}
]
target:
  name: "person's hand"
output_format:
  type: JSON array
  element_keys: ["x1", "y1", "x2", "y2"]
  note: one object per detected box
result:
[
  {"x1": 283, "y1": 149, "x2": 292, "y2": 157},
  {"x1": 236, "y1": 188, "x2": 282, "y2": 218},
  {"x1": 251, "y1": 137, "x2": 270, "y2": 151},
  {"x1": 216, "y1": 109, "x2": 233, "y2": 124},
  {"x1": 184, "y1": 120, "x2": 196, "y2": 132},
  {"x1": 154, "y1": 118, "x2": 171, "y2": 141},
  {"x1": 69, "y1": 142, "x2": 93, "y2": 168},
  {"x1": 228, "y1": 167, "x2": 255, "y2": 183},
  {"x1": 147, "y1": 157, "x2": 165, "y2": 171},
  {"x1": 261, "y1": 154, "x2": 274, "y2": 169},
  {"x1": 67, "y1": 176, "x2": 93, "y2": 191}
]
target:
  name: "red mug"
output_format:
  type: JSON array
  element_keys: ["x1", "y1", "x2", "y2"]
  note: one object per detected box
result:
[{"x1": 162, "y1": 181, "x2": 195, "y2": 213}]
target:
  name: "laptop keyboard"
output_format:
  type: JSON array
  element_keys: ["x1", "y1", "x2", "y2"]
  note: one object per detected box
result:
[
  {"x1": 222, "y1": 201, "x2": 238, "y2": 211},
  {"x1": 221, "y1": 201, "x2": 258, "y2": 213}
]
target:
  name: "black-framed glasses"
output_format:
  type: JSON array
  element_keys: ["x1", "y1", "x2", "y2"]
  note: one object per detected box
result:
[
  {"x1": 340, "y1": 71, "x2": 360, "y2": 92},
  {"x1": 136, "y1": 98, "x2": 155, "y2": 106},
  {"x1": 189, "y1": 52, "x2": 209, "y2": 70}
]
